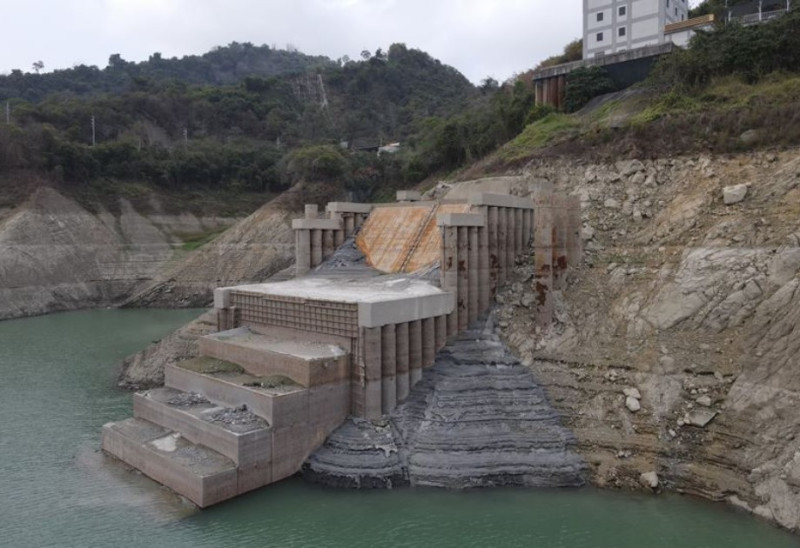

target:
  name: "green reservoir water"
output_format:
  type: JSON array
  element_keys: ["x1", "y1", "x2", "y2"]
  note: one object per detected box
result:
[{"x1": 0, "y1": 309, "x2": 798, "y2": 548}]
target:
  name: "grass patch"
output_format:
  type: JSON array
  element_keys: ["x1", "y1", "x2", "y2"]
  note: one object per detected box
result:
[
  {"x1": 178, "y1": 357, "x2": 245, "y2": 375},
  {"x1": 177, "y1": 227, "x2": 228, "y2": 251},
  {"x1": 499, "y1": 113, "x2": 577, "y2": 161}
]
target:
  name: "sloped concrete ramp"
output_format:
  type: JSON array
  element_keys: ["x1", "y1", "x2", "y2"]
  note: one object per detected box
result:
[{"x1": 356, "y1": 203, "x2": 471, "y2": 273}]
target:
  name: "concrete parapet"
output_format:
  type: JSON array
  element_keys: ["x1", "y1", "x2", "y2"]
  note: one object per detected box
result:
[
  {"x1": 436, "y1": 212, "x2": 484, "y2": 227},
  {"x1": 326, "y1": 202, "x2": 374, "y2": 214},
  {"x1": 291, "y1": 218, "x2": 342, "y2": 231},
  {"x1": 396, "y1": 190, "x2": 422, "y2": 202},
  {"x1": 468, "y1": 192, "x2": 533, "y2": 209}
]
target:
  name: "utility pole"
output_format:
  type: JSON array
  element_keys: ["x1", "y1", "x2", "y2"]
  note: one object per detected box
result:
[{"x1": 91, "y1": 115, "x2": 96, "y2": 147}]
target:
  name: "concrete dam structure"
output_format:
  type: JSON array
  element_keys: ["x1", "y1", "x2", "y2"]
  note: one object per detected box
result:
[{"x1": 102, "y1": 185, "x2": 582, "y2": 507}]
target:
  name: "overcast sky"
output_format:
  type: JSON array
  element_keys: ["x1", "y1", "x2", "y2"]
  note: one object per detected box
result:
[{"x1": 1, "y1": 1, "x2": 704, "y2": 84}]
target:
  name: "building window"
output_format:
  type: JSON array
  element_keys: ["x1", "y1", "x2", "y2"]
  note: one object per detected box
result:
[
  {"x1": 619, "y1": 27, "x2": 626, "y2": 37},
  {"x1": 597, "y1": 12, "x2": 604, "y2": 22},
  {"x1": 597, "y1": 32, "x2": 604, "y2": 42},
  {"x1": 619, "y1": 6, "x2": 626, "y2": 16}
]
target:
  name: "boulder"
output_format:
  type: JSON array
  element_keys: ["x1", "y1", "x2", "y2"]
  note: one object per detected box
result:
[
  {"x1": 640, "y1": 471, "x2": 660, "y2": 490},
  {"x1": 684, "y1": 409, "x2": 717, "y2": 428},
  {"x1": 626, "y1": 396, "x2": 641, "y2": 413},
  {"x1": 723, "y1": 184, "x2": 748, "y2": 205}
]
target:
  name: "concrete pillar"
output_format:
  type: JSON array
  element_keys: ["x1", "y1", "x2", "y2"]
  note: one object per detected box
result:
[
  {"x1": 363, "y1": 327, "x2": 383, "y2": 419},
  {"x1": 381, "y1": 324, "x2": 397, "y2": 415},
  {"x1": 457, "y1": 226, "x2": 469, "y2": 331},
  {"x1": 296, "y1": 229, "x2": 311, "y2": 276},
  {"x1": 507, "y1": 206, "x2": 516, "y2": 271},
  {"x1": 421, "y1": 317, "x2": 436, "y2": 369},
  {"x1": 441, "y1": 225, "x2": 459, "y2": 336},
  {"x1": 305, "y1": 204, "x2": 318, "y2": 219},
  {"x1": 322, "y1": 229, "x2": 335, "y2": 260},
  {"x1": 567, "y1": 195, "x2": 583, "y2": 268},
  {"x1": 535, "y1": 81, "x2": 543, "y2": 106},
  {"x1": 542, "y1": 79, "x2": 551, "y2": 108},
  {"x1": 533, "y1": 183, "x2": 554, "y2": 327},
  {"x1": 435, "y1": 314, "x2": 447, "y2": 351},
  {"x1": 334, "y1": 229, "x2": 344, "y2": 248},
  {"x1": 497, "y1": 207, "x2": 508, "y2": 286},
  {"x1": 355, "y1": 213, "x2": 367, "y2": 231},
  {"x1": 409, "y1": 320, "x2": 423, "y2": 386},
  {"x1": 515, "y1": 209, "x2": 524, "y2": 259},
  {"x1": 311, "y1": 229, "x2": 323, "y2": 268},
  {"x1": 553, "y1": 194, "x2": 569, "y2": 290},
  {"x1": 395, "y1": 322, "x2": 410, "y2": 403},
  {"x1": 216, "y1": 307, "x2": 236, "y2": 332},
  {"x1": 468, "y1": 226, "x2": 479, "y2": 324},
  {"x1": 523, "y1": 209, "x2": 533, "y2": 250},
  {"x1": 344, "y1": 214, "x2": 355, "y2": 238},
  {"x1": 488, "y1": 206, "x2": 499, "y2": 299},
  {"x1": 557, "y1": 75, "x2": 567, "y2": 111},
  {"x1": 478, "y1": 219, "x2": 490, "y2": 316}
]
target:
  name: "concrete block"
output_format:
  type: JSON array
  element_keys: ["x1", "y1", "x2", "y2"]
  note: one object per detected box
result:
[
  {"x1": 214, "y1": 288, "x2": 232, "y2": 309},
  {"x1": 271, "y1": 424, "x2": 317, "y2": 481},
  {"x1": 397, "y1": 190, "x2": 422, "y2": 202},
  {"x1": 291, "y1": 218, "x2": 342, "y2": 230},
  {"x1": 436, "y1": 212, "x2": 484, "y2": 227},
  {"x1": 305, "y1": 204, "x2": 319, "y2": 219},
  {"x1": 102, "y1": 418, "x2": 238, "y2": 508},
  {"x1": 468, "y1": 192, "x2": 533, "y2": 209},
  {"x1": 357, "y1": 292, "x2": 455, "y2": 328},
  {"x1": 326, "y1": 202, "x2": 374, "y2": 214}
]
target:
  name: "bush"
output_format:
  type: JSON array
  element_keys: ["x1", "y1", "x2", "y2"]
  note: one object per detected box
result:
[{"x1": 564, "y1": 67, "x2": 617, "y2": 112}]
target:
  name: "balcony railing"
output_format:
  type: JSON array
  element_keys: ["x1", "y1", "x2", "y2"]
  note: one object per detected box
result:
[{"x1": 737, "y1": 8, "x2": 788, "y2": 25}]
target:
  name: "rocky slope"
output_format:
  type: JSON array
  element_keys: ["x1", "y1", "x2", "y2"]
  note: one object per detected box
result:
[
  {"x1": 0, "y1": 186, "x2": 237, "y2": 320},
  {"x1": 482, "y1": 149, "x2": 800, "y2": 531},
  {"x1": 303, "y1": 318, "x2": 585, "y2": 489}
]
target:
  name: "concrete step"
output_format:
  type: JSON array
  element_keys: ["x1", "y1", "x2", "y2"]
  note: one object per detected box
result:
[
  {"x1": 199, "y1": 327, "x2": 349, "y2": 387},
  {"x1": 132, "y1": 387, "x2": 271, "y2": 469},
  {"x1": 164, "y1": 360, "x2": 310, "y2": 429},
  {"x1": 102, "y1": 418, "x2": 239, "y2": 508}
]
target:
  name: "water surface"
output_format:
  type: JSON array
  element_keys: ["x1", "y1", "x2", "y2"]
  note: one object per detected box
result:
[{"x1": 0, "y1": 309, "x2": 797, "y2": 548}]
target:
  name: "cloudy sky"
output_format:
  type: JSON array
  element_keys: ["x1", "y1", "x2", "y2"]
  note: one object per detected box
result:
[{"x1": 2, "y1": 1, "x2": 704, "y2": 84}]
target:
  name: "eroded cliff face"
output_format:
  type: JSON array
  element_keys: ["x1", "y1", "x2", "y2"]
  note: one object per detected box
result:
[
  {"x1": 487, "y1": 150, "x2": 800, "y2": 531},
  {"x1": 0, "y1": 187, "x2": 238, "y2": 320}
]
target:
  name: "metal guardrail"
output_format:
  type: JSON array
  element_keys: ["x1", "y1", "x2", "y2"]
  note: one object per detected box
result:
[{"x1": 738, "y1": 8, "x2": 788, "y2": 24}]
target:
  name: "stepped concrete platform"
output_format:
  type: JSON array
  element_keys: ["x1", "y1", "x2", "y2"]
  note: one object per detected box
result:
[
  {"x1": 199, "y1": 327, "x2": 349, "y2": 387},
  {"x1": 102, "y1": 418, "x2": 239, "y2": 508},
  {"x1": 133, "y1": 387, "x2": 271, "y2": 468}
]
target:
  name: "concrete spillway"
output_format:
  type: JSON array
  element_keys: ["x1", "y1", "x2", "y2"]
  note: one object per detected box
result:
[{"x1": 103, "y1": 187, "x2": 582, "y2": 507}]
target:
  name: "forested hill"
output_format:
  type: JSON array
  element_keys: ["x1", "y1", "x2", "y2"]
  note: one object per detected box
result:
[
  {"x1": 0, "y1": 42, "x2": 335, "y2": 103},
  {"x1": 0, "y1": 43, "x2": 478, "y2": 206}
]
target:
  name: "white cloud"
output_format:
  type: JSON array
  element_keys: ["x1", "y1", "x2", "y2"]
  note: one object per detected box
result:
[{"x1": 1, "y1": 0, "x2": 583, "y2": 82}]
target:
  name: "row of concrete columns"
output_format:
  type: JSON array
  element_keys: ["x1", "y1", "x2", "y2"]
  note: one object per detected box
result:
[
  {"x1": 358, "y1": 315, "x2": 445, "y2": 419},
  {"x1": 533, "y1": 182, "x2": 583, "y2": 327},
  {"x1": 439, "y1": 195, "x2": 537, "y2": 332},
  {"x1": 534, "y1": 74, "x2": 567, "y2": 110},
  {"x1": 293, "y1": 203, "x2": 372, "y2": 276}
]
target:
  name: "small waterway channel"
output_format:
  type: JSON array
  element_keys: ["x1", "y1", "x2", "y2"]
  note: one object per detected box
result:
[{"x1": 0, "y1": 309, "x2": 797, "y2": 547}]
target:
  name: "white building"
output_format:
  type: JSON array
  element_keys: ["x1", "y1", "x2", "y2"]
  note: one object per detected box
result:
[{"x1": 583, "y1": 0, "x2": 690, "y2": 59}]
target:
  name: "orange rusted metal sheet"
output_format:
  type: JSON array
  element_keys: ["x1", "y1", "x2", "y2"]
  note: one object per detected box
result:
[
  {"x1": 356, "y1": 203, "x2": 472, "y2": 273},
  {"x1": 403, "y1": 203, "x2": 471, "y2": 272}
]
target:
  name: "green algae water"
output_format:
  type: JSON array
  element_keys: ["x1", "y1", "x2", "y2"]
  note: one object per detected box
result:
[{"x1": 0, "y1": 309, "x2": 798, "y2": 548}]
